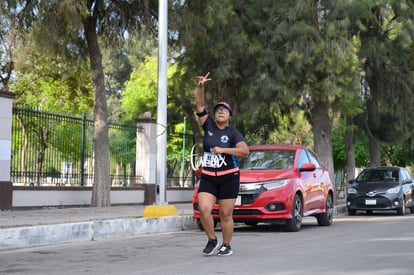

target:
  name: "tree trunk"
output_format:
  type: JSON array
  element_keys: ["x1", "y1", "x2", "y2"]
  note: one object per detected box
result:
[
  {"x1": 309, "y1": 100, "x2": 335, "y2": 187},
  {"x1": 83, "y1": 17, "x2": 111, "y2": 207},
  {"x1": 344, "y1": 118, "x2": 356, "y2": 199},
  {"x1": 367, "y1": 130, "x2": 381, "y2": 167},
  {"x1": 365, "y1": 96, "x2": 381, "y2": 167}
]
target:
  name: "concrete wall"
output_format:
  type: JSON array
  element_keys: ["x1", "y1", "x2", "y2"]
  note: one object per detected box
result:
[
  {"x1": 0, "y1": 91, "x2": 14, "y2": 210},
  {"x1": 12, "y1": 187, "x2": 194, "y2": 208}
]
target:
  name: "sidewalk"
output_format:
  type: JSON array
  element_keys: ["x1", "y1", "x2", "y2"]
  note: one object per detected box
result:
[{"x1": 0, "y1": 202, "x2": 347, "y2": 251}]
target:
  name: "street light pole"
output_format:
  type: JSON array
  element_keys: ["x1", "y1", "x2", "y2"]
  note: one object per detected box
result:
[
  {"x1": 156, "y1": 0, "x2": 168, "y2": 205},
  {"x1": 143, "y1": 0, "x2": 179, "y2": 218}
]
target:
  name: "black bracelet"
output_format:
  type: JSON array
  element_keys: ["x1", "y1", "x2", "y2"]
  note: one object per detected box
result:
[{"x1": 196, "y1": 108, "x2": 208, "y2": 117}]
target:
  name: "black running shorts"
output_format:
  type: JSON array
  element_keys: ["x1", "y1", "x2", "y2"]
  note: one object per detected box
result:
[{"x1": 198, "y1": 171, "x2": 240, "y2": 199}]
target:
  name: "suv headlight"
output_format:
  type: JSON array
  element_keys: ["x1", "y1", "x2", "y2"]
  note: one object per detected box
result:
[
  {"x1": 348, "y1": 187, "x2": 357, "y2": 194},
  {"x1": 263, "y1": 179, "x2": 289, "y2": 190},
  {"x1": 239, "y1": 183, "x2": 263, "y2": 191},
  {"x1": 386, "y1": 186, "x2": 401, "y2": 194}
]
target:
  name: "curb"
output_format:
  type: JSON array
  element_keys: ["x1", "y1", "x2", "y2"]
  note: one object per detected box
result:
[{"x1": 0, "y1": 216, "x2": 197, "y2": 251}]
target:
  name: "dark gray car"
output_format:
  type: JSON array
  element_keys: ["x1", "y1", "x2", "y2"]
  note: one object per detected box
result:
[{"x1": 347, "y1": 166, "x2": 414, "y2": 215}]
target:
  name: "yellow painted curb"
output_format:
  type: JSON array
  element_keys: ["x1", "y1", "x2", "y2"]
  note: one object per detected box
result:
[{"x1": 143, "y1": 205, "x2": 179, "y2": 218}]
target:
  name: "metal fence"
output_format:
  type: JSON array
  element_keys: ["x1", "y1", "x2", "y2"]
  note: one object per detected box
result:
[{"x1": 10, "y1": 107, "x2": 194, "y2": 187}]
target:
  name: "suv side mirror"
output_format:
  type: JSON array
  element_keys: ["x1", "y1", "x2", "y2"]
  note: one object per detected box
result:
[{"x1": 299, "y1": 163, "x2": 316, "y2": 172}]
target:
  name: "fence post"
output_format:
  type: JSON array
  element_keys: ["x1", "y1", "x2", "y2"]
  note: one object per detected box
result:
[
  {"x1": 136, "y1": 116, "x2": 157, "y2": 205},
  {"x1": 80, "y1": 112, "x2": 86, "y2": 186}
]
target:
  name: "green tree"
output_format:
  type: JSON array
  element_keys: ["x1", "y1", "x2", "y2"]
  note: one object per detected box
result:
[
  {"x1": 11, "y1": 52, "x2": 93, "y2": 112},
  {"x1": 175, "y1": 0, "x2": 360, "y2": 180},
  {"x1": 0, "y1": 2, "x2": 17, "y2": 91},
  {"x1": 121, "y1": 55, "x2": 181, "y2": 121},
  {"x1": 274, "y1": 0, "x2": 361, "y2": 180},
  {"x1": 8, "y1": 0, "x2": 158, "y2": 207},
  {"x1": 121, "y1": 56, "x2": 159, "y2": 121},
  {"x1": 348, "y1": 0, "x2": 414, "y2": 167},
  {"x1": 268, "y1": 110, "x2": 313, "y2": 147}
]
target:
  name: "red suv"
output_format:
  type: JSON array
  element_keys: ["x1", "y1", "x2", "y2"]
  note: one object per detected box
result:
[{"x1": 193, "y1": 145, "x2": 334, "y2": 232}]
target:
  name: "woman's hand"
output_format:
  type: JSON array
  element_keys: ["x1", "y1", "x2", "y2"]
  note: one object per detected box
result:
[
  {"x1": 195, "y1": 72, "x2": 212, "y2": 124},
  {"x1": 198, "y1": 72, "x2": 212, "y2": 86},
  {"x1": 211, "y1": 146, "x2": 221, "y2": 154}
]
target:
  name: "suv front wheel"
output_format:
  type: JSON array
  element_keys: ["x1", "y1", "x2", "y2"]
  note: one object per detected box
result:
[{"x1": 285, "y1": 194, "x2": 303, "y2": 232}]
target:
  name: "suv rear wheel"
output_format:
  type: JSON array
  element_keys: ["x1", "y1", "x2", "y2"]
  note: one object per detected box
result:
[{"x1": 316, "y1": 195, "x2": 333, "y2": 226}]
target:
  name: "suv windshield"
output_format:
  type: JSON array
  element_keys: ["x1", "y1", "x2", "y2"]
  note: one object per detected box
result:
[
  {"x1": 238, "y1": 149, "x2": 295, "y2": 170},
  {"x1": 356, "y1": 169, "x2": 399, "y2": 182}
]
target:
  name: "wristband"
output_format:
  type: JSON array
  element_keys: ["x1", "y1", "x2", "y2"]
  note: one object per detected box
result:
[{"x1": 196, "y1": 108, "x2": 208, "y2": 117}]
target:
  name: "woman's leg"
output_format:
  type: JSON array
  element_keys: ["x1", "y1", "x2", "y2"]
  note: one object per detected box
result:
[
  {"x1": 198, "y1": 192, "x2": 217, "y2": 239},
  {"x1": 218, "y1": 198, "x2": 236, "y2": 245}
]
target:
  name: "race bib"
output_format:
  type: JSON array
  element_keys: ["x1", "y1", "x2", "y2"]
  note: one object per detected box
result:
[{"x1": 202, "y1": 152, "x2": 226, "y2": 168}]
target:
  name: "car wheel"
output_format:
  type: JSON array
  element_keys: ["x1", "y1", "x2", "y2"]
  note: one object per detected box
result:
[
  {"x1": 366, "y1": 210, "x2": 373, "y2": 215},
  {"x1": 285, "y1": 194, "x2": 303, "y2": 232},
  {"x1": 397, "y1": 197, "x2": 406, "y2": 216},
  {"x1": 316, "y1": 195, "x2": 333, "y2": 226},
  {"x1": 196, "y1": 219, "x2": 218, "y2": 231},
  {"x1": 347, "y1": 209, "x2": 356, "y2": 216},
  {"x1": 409, "y1": 206, "x2": 414, "y2": 214}
]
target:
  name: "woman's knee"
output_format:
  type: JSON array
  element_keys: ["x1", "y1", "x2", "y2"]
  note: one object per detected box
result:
[
  {"x1": 199, "y1": 204, "x2": 213, "y2": 216},
  {"x1": 219, "y1": 208, "x2": 233, "y2": 219},
  {"x1": 198, "y1": 197, "x2": 215, "y2": 216}
]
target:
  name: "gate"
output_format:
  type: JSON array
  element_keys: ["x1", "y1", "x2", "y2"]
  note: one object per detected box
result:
[{"x1": 11, "y1": 107, "x2": 138, "y2": 187}]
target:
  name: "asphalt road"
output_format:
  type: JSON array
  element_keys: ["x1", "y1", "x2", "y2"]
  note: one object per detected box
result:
[{"x1": 1, "y1": 213, "x2": 413, "y2": 275}]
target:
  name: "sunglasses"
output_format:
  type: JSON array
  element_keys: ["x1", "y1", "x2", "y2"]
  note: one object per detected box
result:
[{"x1": 214, "y1": 108, "x2": 230, "y2": 114}]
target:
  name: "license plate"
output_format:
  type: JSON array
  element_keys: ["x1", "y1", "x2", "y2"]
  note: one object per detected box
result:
[
  {"x1": 365, "y1": 199, "x2": 376, "y2": 205},
  {"x1": 235, "y1": 195, "x2": 242, "y2": 206}
]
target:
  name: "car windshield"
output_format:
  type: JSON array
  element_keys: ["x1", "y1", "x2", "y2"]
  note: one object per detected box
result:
[
  {"x1": 238, "y1": 149, "x2": 295, "y2": 170},
  {"x1": 356, "y1": 169, "x2": 399, "y2": 182}
]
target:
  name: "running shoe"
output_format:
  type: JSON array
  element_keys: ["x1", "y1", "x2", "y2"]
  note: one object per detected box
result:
[
  {"x1": 217, "y1": 244, "x2": 233, "y2": 256},
  {"x1": 202, "y1": 237, "x2": 219, "y2": 256}
]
